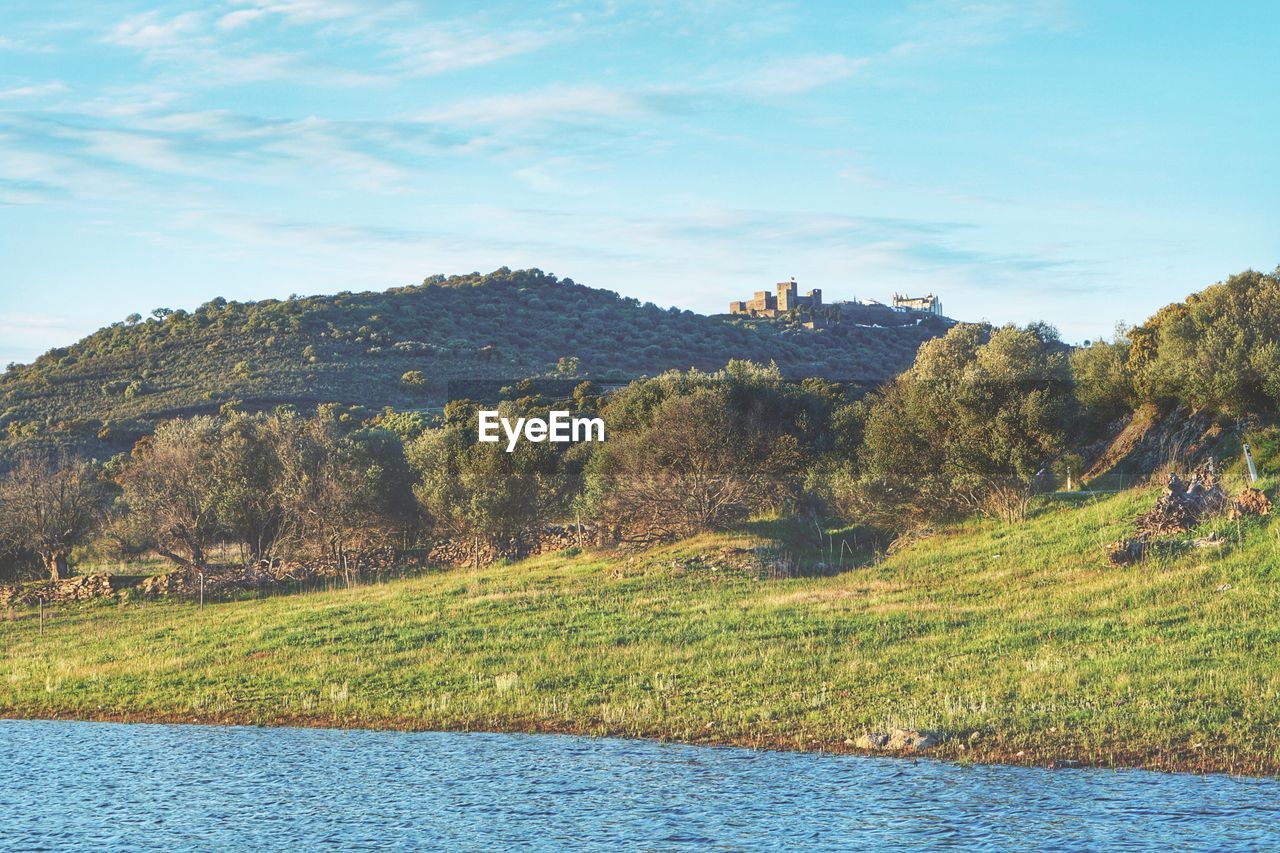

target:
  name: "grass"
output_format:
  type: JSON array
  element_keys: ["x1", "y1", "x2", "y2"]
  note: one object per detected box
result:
[{"x1": 3, "y1": 485, "x2": 1280, "y2": 776}]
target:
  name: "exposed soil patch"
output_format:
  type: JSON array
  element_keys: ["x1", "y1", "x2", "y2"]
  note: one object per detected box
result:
[{"x1": 1083, "y1": 404, "x2": 1225, "y2": 485}]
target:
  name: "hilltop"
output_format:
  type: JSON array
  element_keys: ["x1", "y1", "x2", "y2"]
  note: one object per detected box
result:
[{"x1": 0, "y1": 268, "x2": 950, "y2": 458}]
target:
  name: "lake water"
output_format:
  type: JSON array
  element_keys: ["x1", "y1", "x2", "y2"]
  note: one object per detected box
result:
[{"x1": 2, "y1": 720, "x2": 1279, "y2": 850}]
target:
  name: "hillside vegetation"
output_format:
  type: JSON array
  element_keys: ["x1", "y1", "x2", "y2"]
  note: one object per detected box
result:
[
  {"x1": 3, "y1": 267, "x2": 1280, "y2": 774},
  {"x1": 0, "y1": 268, "x2": 948, "y2": 458},
  {"x1": 3, "y1": 474, "x2": 1278, "y2": 775}
]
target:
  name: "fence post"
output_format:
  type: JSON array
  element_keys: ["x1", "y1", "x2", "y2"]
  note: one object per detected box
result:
[
  {"x1": 39, "y1": 598, "x2": 44, "y2": 636},
  {"x1": 199, "y1": 572, "x2": 205, "y2": 611},
  {"x1": 1244, "y1": 443, "x2": 1259, "y2": 484}
]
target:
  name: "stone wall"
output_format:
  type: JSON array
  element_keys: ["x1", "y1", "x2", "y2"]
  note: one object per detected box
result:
[{"x1": 0, "y1": 575, "x2": 118, "y2": 606}]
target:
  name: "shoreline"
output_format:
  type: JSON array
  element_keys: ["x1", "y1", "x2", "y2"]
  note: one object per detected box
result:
[{"x1": 3, "y1": 709, "x2": 1274, "y2": 779}]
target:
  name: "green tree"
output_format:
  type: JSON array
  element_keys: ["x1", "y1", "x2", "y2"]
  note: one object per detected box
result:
[
  {"x1": 0, "y1": 453, "x2": 110, "y2": 580},
  {"x1": 409, "y1": 400, "x2": 568, "y2": 559},
  {"x1": 118, "y1": 417, "x2": 223, "y2": 570},
  {"x1": 1070, "y1": 328, "x2": 1135, "y2": 427},
  {"x1": 585, "y1": 384, "x2": 803, "y2": 540},
  {"x1": 1128, "y1": 268, "x2": 1280, "y2": 414},
  {"x1": 855, "y1": 323, "x2": 1076, "y2": 524}
]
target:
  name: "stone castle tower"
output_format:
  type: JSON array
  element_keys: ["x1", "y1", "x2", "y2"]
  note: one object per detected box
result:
[{"x1": 730, "y1": 278, "x2": 822, "y2": 317}]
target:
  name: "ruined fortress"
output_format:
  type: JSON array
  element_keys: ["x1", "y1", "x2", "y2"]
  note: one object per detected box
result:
[
  {"x1": 729, "y1": 279, "x2": 822, "y2": 317},
  {"x1": 728, "y1": 279, "x2": 945, "y2": 323}
]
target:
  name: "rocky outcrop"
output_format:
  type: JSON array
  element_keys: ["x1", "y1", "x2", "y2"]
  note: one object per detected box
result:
[
  {"x1": 854, "y1": 729, "x2": 942, "y2": 751},
  {"x1": 1081, "y1": 404, "x2": 1224, "y2": 485}
]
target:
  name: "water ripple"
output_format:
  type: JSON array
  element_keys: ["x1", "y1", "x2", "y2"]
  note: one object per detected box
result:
[{"x1": 1, "y1": 720, "x2": 1278, "y2": 850}]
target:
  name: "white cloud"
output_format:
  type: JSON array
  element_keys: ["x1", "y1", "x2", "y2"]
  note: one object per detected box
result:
[
  {"x1": 419, "y1": 84, "x2": 647, "y2": 127},
  {"x1": 228, "y1": 0, "x2": 364, "y2": 27},
  {"x1": 391, "y1": 28, "x2": 556, "y2": 77},
  {"x1": 0, "y1": 82, "x2": 70, "y2": 99},
  {"x1": 889, "y1": 0, "x2": 1075, "y2": 57},
  {"x1": 0, "y1": 35, "x2": 55, "y2": 53},
  {"x1": 216, "y1": 9, "x2": 269, "y2": 31},
  {"x1": 736, "y1": 54, "x2": 870, "y2": 96},
  {"x1": 105, "y1": 11, "x2": 205, "y2": 49}
]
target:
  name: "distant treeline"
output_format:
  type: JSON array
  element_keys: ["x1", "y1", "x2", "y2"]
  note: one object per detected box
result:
[{"x1": 2, "y1": 267, "x2": 1277, "y2": 581}]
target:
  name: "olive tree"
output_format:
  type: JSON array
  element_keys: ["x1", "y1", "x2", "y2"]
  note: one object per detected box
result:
[
  {"x1": 118, "y1": 417, "x2": 223, "y2": 571},
  {"x1": 0, "y1": 454, "x2": 109, "y2": 580}
]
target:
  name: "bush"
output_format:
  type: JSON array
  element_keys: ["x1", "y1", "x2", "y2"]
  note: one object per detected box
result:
[{"x1": 854, "y1": 323, "x2": 1077, "y2": 525}]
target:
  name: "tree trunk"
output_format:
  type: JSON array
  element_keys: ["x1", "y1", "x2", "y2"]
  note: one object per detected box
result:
[{"x1": 44, "y1": 551, "x2": 69, "y2": 581}]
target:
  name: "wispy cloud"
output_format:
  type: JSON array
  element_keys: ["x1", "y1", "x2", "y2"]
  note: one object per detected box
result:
[
  {"x1": 418, "y1": 84, "x2": 650, "y2": 128},
  {"x1": 389, "y1": 28, "x2": 557, "y2": 77},
  {"x1": 219, "y1": 0, "x2": 361, "y2": 29},
  {"x1": 735, "y1": 54, "x2": 870, "y2": 96},
  {"x1": 99, "y1": 3, "x2": 561, "y2": 86},
  {"x1": 0, "y1": 82, "x2": 70, "y2": 99},
  {"x1": 889, "y1": 0, "x2": 1076, "y2": 58},
  {"x1": 0, "y1": 35, "x2": 56, "y2": 53},
  {"x1": 105, "y1": 11, "x2": 206, "y2": 49}
]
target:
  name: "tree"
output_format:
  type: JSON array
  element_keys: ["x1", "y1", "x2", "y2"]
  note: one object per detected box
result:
[
  {"x1": 118, "y1": 417, "x2": 223, "y2": 571},
  {"x1": 280, "y1": 410, "x2": 417, "y2": 572},
  {"x1": 409, "y1": 400, "x2": 568, "y2": 558},
  {"x1": 0, "y1": 454, "x2": 109, "y2": 580},
  {"x1": 854, "y1": 323, "x2": 1077, "y2": 525},
  {"x1": 585, "y1": 386, "x2": 802, "y2": 540},
  {"x1": 1070, "y1": 328, "x2": 1135, "y2": 427},
  {"x1": 209, "y1": 412, "x2": 287, "y2": 561},
  {"x1": 1126, "y1": 268, "x2": 1280, "y2": 414}
]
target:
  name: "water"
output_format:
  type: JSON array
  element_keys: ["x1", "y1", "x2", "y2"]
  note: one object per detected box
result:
[{"x1": 1, "y1": 720, "x2": 1278, "y2": 850}]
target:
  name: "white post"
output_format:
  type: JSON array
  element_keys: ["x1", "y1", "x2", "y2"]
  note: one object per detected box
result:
[{"x1": 1244, "y1": 443, "x2": 1259, "y2": 484}]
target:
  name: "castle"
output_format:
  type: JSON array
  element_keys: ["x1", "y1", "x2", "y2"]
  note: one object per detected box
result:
[
  {"x1": 729, "y1": 278, "x2": 822, "y2": 317},
  {"x1": 891, "y1": 293, "x2": 943, "y2": 315}
]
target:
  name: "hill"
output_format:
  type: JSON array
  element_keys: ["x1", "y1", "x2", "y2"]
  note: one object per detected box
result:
[{"x1": 0, "y1": 268, "x2": 951, "y2": 457}]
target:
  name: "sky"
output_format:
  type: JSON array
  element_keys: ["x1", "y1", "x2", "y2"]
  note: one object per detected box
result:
[{"x1": 1, "y1": 0, "x2": 1277, "y2": 364}]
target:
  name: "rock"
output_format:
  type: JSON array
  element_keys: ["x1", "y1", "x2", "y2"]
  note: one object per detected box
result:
[
  {"x1": 856, "y1": 728, "x2": 941, "y2": 752},
  {"x1": 0, "y1": 575, "x2": 118, "y2": 605},
  {"x1": 888, "y1": 729, "x2": 941, "y2": 750},
  {"x1": 1105, "y1": 535, "x2": 1149, "y2": 565},
  {"x1": 855, "y1": 732, "x2": 891, "y2": 749}
]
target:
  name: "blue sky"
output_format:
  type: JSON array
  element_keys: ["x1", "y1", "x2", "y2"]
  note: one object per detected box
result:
[{"x1": 2, "y1": 0, "x2": 1277, "y2": 364}]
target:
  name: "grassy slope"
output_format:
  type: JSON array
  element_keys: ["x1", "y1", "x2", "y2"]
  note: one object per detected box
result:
[{"x1": 3, "y1": 486, "x2": 1279, "y2": 775}]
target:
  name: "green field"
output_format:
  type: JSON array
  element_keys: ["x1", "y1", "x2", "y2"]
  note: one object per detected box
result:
[{"x1": 3, "y1": 484, "x2": 1279, "y2": 776}]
